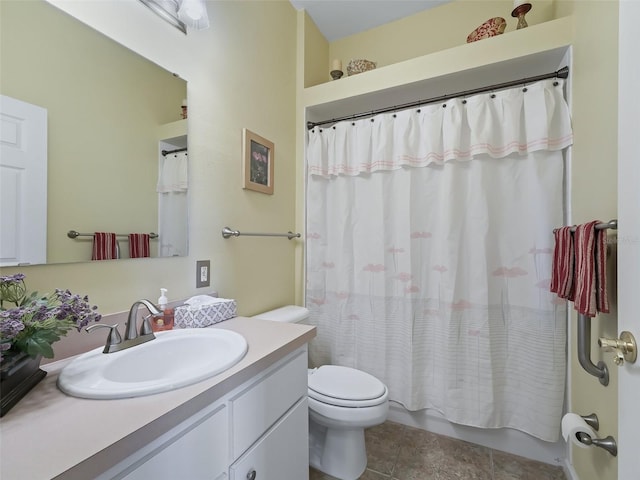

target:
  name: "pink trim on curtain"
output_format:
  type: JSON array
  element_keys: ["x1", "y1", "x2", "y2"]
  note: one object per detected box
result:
[{"x1": 307, "y1": 79, "x2": 573, "y2": 178}]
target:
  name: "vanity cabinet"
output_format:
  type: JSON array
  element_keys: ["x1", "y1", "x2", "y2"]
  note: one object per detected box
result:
[
  {"x1": 229, "y1": 346, "x2": 307, "y2": 458},
  {"x1": 119, "y1": 403, "x2": 228, "y2": 480},
  {"x1": 228, "y1": 346, "x2": 308, "y2": 479},
  {"x1": 229, "y1": 398, "x2": 308, "y2": 480},
  {"x1": 101, "y1": 347, "x2": 309, "y2": 480}
]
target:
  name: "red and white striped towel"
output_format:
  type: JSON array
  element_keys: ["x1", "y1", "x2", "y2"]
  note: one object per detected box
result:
[
  {"x1": 92, "y1": 232, "x2": 118, "y2": 261},
  {"x1": 573, "y1": 221, "x2": 610, "y2": 317},
  {"x1": 129, "y1": 233, "x2": 150, "y2": 258},
  {"x1": 550, "y1": 226, "x2": 575, "y2": 300}
]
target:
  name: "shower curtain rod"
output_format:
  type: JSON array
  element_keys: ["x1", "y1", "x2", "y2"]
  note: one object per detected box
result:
[
  {"x1": 306, "y1": 66, "x2": 570, "y2": 130},
  {"x1": 161, "y1": 147, "x2": 187, "y2": 156}
]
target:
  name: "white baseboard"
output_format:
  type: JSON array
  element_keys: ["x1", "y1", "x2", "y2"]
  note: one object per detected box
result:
[
  {"x1": 563, "y1": 459, "x2": 579, "y2": 480},
  {"x1": 387, "y1": 402, "x2": 566, "y2": 467}
]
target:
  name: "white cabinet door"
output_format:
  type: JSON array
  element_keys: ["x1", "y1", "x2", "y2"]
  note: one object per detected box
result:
[
  {"x1": 229, "y1": 349, "x2": 307, "y2": 459},
  {"x1": 229, "y1": 398, "x2": 308, "y2": 480},
  {"x1": 119, "y1": 404, "x2": 228, "y2": 480}
]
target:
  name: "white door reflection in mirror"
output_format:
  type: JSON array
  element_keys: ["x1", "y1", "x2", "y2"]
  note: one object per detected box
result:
[{"x1": 0, "y1": 95, "x2": 47, "y2": 266}]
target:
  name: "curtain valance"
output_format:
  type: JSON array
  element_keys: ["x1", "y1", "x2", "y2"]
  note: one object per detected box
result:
[
  {"x1": 157, "y1": 151, "x2": 188, "y2": 193},
  {"x1": 307, "y1": 79, "x2": 572, "y2": 177}
]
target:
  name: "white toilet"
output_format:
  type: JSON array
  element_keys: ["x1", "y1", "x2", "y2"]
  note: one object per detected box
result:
[{"x1": 252, "y1": 306, "x2": 389, "y2": 480}]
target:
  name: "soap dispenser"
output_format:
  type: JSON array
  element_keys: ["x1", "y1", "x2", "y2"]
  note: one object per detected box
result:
[{"x1": 152, "y1": 288, "x2": 174, "y2": 332}]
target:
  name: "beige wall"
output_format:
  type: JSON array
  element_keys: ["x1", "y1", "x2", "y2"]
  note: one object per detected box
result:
[
  {"x1": 0, "y1": 0, "x2": 186, "y2": 263},
  {"x1": 329, "y1": 0, "x2": 555, "y2": 74},
  {"x1": 303, "y1": 12, "x2": 329, "y2": 87},
  {"x1": 562, "y1": 1, "x2": 619, "y2": 479},
  {"x1": 0, "y1": 0, "x2": 298, "y2": 358}
]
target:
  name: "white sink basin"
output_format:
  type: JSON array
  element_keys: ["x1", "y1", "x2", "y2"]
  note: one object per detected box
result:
[{"x1": 57, "y1": 328, "x2": 248, "y2": 399}]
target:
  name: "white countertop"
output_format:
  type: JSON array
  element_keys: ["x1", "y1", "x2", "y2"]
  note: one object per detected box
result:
[{"x1": 0, "y1": 317, "x2": 316, "y2": 480}]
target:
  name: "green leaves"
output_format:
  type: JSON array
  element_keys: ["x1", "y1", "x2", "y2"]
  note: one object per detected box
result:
[
  {"x1": 1, "y1": 274, "x2": 101, "y2": 360},
  {"x1": 0, "y1": 274, "x2": 27, "y2": 308},
  {"x1": 14, "y1": 319, "x2": 75, "y2": 358}
]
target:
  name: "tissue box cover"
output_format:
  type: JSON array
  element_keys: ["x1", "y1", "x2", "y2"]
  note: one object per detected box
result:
[{"x1": 174, "y1": 299, "x2": 237, "y2": 328}]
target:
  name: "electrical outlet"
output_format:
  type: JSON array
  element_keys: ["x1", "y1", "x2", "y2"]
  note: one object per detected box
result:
[{"x1": 196, "y1": 260, "x2": 210, "y2": 288}]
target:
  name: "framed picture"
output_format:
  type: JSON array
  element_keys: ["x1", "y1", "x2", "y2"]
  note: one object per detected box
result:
[{"x1": 242, "y1": 128, "x2": 274, "y2": 195}]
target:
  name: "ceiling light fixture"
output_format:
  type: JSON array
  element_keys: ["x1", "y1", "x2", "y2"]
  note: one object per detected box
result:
[
  {"x1": 178, "y1": 0, "x2": 210, "y2": 29},
  {"x1": 139, "y1": 0, "x2": 209, "y2": 34}
]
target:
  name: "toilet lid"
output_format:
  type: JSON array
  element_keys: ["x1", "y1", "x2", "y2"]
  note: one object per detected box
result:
[{"x1": 308, "y1": 366, "x2": 387, "y2": 405}]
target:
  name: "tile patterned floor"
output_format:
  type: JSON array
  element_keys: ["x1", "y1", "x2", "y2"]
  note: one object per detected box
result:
[{"x1": 309, "y1": 421, "x2": 566, "y2": 480}]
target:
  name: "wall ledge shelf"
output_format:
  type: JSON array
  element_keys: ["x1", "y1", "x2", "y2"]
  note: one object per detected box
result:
[
  {"x1": 157, "y1": 118, "x2": 187, "y2": 142},
  {"x1": 302, "y1": 16, "x2": 574, "y2": 123}
]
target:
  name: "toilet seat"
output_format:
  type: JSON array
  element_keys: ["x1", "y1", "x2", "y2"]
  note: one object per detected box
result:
[{"x1": 308, "y1": 365, "x2": 388, "y2": 408}]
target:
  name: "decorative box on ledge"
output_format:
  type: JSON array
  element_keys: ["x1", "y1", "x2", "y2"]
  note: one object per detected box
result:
[{"x1": 174, "y1": 298, "x2": 237, "y2": 328}]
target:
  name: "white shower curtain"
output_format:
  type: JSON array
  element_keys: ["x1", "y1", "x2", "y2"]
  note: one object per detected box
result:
[
  {"x1": 157, "y1": 151, "x2": 188, "y2": 257},
  {"x1": 305, "y1": 79, "x2": 572, "y2": 442}
]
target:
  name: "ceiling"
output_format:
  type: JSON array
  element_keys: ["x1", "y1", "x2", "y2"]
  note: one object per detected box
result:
[{"x1": 288, "y1": 0, "x2": 453, "y2": 42}]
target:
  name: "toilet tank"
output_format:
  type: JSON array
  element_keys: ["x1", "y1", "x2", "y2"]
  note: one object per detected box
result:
[{"x1": 252, "y1": 305, "x2": 309, "y2": 323}]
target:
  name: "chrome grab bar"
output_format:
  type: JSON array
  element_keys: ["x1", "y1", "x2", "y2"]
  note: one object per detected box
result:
[
  {"x1": 577, "y1": 313, "x2": 609, "y2": 386},
  {"x1": 566, "y1": 219, "x2": 617, "y2": 386},
  {"x1": 221, "y1": 227, "x2": 300, "y2": 240},
  {"x1": 68, "y1": 230, "x2": 158, "y2": 239}
]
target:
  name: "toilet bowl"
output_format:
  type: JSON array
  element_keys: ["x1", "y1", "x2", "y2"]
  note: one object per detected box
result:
[{"x1": 252, "y1": 306, "x2": 389, "y2": 480}]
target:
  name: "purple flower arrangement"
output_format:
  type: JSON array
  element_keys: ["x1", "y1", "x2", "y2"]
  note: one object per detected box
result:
[{"x1": 0, "y1": 274, "x2": 101, "y2": 360}]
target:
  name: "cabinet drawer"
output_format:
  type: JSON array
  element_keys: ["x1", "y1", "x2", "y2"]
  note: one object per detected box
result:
[
  {"x1": 118, "y1": 404, "x2": 227, "y2": 480},
  {"x1": 229, "y1": 349, "x2": 307, "y2": 458},
  {"x1": 229, "y1": 398, "x2": 308, "y2": 480}
]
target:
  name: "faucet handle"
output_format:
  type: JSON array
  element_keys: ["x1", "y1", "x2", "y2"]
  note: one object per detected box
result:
[
  {"x1": 86, "y1": 323, "x2": 123, "y2": 353},
  {"x1": 141, "y1": 315, "x2": 154, "y2": 336}
]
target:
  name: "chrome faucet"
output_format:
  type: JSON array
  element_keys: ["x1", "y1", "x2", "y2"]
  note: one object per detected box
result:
[
  {"x1": 126, "y1": 299, "x2": 161, "y2": 341},
  {"x1": 87, "y1": 299, "x2": 161, "y2": 353}
]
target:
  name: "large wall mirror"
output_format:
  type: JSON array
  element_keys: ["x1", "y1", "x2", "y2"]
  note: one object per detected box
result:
[{"x1": 0, "y1": 0, "x2": 188, "y2": 266}]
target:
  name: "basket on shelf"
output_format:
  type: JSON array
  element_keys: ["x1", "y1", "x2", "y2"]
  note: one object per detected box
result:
[
  {"x1": 466, "y1": 17, "x2": 507, "y2": 43},
  {"x1": 347, "y1": 59, "x2": 377, "y2": 76}
]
